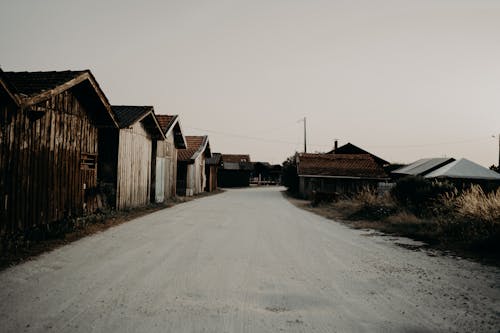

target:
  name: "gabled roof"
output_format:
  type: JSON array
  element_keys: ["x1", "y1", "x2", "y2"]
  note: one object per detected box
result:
[
  {"x1": 328, "y1": 142, "x2": 389, "y2": 166},
  {"x1": 220, "y1": 154, "x2": 253, "y2": 171},
  {"x1": 3, "y1": 70, "x2": 118, "y2": 128},
  {"x1": 111, "y1": 105, "x2": 164, "y2": 139},
  {"x1": 0, "y1": 69, "x2": 20, "y2": 105},
  {"x1": 392, "y1": 158, "x2": 455, "y2": 176},
  {"x1": 221, "y1": 154, "x2": 251, "y2": 163},
  {"x1": 178, "y1": 136, "x2": 210, "y2": 162},
  {"x1": 297, "y1": 153, "x2": 388, "y2": 179},
  {"x1": 206, "y1": 152, "x2": 222, "y2": 166},
  {"x1": 4, "y1": 70, "x2": 87, "y2": 97},
  {"x1": 155, "y1": 114, "x2": 186, "y2": 149},
  {"x1": 424, "y1": 158, "x2": 500, "y2": 180},
  {"x1": 156, "y1": 115, "x2": 176, "y2": 133}
]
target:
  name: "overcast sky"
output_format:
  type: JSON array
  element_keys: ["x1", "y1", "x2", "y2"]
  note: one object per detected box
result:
[{"x1": 1, "y1": 0, "x2": 499, "y2": 166}]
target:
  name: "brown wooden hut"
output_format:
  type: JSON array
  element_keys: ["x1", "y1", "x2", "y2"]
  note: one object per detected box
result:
[
  {"x1": 218, "y1": 154, "x2": 253, "y2": 187},
  {"x1": 107, "y1": 106, "x2": 165, "y2": 210},
  {"x1": 177, "y1": 136, "x2": 211, "y2": 196},
  {"x1": 205, "y1": 152, "x2": 221, "y2": 192},
  {"x1": 155, "y1": 115, "x2": 186, "y2": 202},
  {"x1": 0, "y1": 69, "x2": 118, "y2": 239}
]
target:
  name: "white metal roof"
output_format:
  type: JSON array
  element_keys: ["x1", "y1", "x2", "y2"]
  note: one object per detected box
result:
[
  {"x1": 424, "y1": 158, "x2": 500, "y2": 180},
  {"x1": 392, "y1": 158, "x2": 455, "y2": 176}
]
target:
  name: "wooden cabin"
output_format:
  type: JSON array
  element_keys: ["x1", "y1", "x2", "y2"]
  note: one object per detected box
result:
[
  {"x1": 0, "y1": 69, "x2": 118, "y2": 238},
  {"x1": 155, "y1": 115, "x2": 186, "y2": 202},
  {"x1": 177, "y1": 136, "x2": 211, "y2": 196},
  {"x1": 218, "y1": 154, "x2": 253, "y2": 187},
  {"x1": 105, "y1": 106, "x2": 164, "y2": 210},
  {"x1": 205, "y1": 152, "x2": 221, "y2": 192}
]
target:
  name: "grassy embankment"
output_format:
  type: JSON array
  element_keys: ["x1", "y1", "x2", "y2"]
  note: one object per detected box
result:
[{"x1": 296, "y1": 184, "x2": 500, "y2": 263}]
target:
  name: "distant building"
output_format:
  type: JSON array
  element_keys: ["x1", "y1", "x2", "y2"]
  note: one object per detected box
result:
[
  {"x1": 328, "y1": 141, "x2": 389, "y2": 167},
  {"x1": 205, "y1": 152, "x2": 221, "y2": 192},
  {"x1": 392, "y1": 158, "x2": 456, "y2": 178},
  {"x1": 155, "y1": 115, "x2": 186, "y2": 202},
  {"x1": 218, "y1": 154, "x2": 253, "y2": 187},
  {"x1": 425, "y1": 158, "x2": 500, "y2": 189},
  {"x1": 177, "y1": 136, "x2": 211, "y2": 196},
  {"x1": 296, "y1": 153, "x2": 389, "y2": 199},
  {"x1": 251, "y1": 162, "x2": 282, "y2": 185}
]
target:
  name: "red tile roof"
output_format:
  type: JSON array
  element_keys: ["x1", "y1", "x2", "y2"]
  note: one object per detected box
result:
[
  {"x1": 178, "y1": 136, "x2": 208, "y2": 161},
  {"x1": 297, "y1": 153, "x2": 388, "y2": 179},
  {"x1": 156, "y1": 115, "x2": 176, "y2": 133}
]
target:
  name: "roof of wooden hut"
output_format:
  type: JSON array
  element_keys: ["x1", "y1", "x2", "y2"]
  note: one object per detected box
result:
[
  {"x1": 327, "y1": 142, "x2": 389, "y2": 167},
  {"x1": 0, "y1": 68, "x2": 20, "y2": 105},
  {"x1": 155, "y1": 114, "x2": 187, "y2": 149},
  {"x1": 3, "y1": 70, "x2": 119, "y2": 128},
  {"x1": 178, "y1": 136, "x2": 211, "y2": 162},
  {"x1": 111, "y1": 105, "x2": 165, "y2": 140},
  {"x1": 297, "y1": 153, "x2": 388, "y2": 179}
]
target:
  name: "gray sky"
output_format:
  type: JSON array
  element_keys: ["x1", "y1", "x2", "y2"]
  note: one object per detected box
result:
[{"x1": 1, "y1": 0, "x2": 499, "y2": 166}]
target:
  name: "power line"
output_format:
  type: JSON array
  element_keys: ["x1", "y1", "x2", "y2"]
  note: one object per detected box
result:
[
  {"x1": 185, "y1": 126, "x2": 494, "y2": 151},
  {"x1": 186, "y1": 126, "x2": 334, "y2": 149},
  {"x1": 367, "y1": 137, "x2": 492, "y2": 149}
]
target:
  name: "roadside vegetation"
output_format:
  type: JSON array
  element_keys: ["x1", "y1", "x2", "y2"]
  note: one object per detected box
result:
[{"x1": 284, "y1": 165, "x2": 500, "y2": 261}]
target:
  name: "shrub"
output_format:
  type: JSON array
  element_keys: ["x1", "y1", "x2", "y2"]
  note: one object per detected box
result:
[
  {"x1": 391, "y1": 176, "x2": 455, "y2": 215},
  {"x1": 345, "y1": 187, "x2": 397, "y2": 220},
  {"x1": 454, "y1": 185, "x2": 500, "y2": 222},
  {"x1": 438, "y1": 185, "x2": 500, "y2": 250},
  {"x1": 282, "y1": 155, "x2": 299, "y2": 194}
]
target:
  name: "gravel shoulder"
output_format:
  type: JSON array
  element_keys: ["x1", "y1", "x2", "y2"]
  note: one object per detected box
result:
[{"x1": 0, "y1": 187, "x2": 498, "y2": 332}]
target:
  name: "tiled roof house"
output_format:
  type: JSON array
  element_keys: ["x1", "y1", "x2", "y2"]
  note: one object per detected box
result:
[
  {"x1": 154, "y1": 114, "x2": 186, "y2": 201},
  {"x1": 176, "y1": 136, "x2": 211, "y2": 196},
  {"x1": 296, "y1": 153, "x2": 388, "y2": 199}
]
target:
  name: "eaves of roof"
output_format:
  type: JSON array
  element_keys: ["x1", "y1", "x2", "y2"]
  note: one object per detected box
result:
[{"x1": 3, "y1": 70, "x2": 119, "y2": 128}]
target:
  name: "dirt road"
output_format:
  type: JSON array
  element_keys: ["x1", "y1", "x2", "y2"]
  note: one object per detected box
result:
[{"x1": 0, "y1": 187, "x2": 498, "y2": 332}]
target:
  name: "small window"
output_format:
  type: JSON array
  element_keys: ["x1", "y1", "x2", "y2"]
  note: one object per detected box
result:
[{"x1": 81, "y1": 153, "x2": 97, "y2": 170}]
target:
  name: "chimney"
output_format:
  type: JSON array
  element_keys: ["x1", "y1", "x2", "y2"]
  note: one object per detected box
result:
[{"x1": 334, "y1": 140, "x2": 338, "y2": 152}]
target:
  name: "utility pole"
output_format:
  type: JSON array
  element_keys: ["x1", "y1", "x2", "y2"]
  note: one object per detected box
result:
[
  {"x1": 498, "y1": 133, "x2": 500, "y2": 167},
  {"x1": 303, "y1": 117, "x2": 307, "y2": 153}
]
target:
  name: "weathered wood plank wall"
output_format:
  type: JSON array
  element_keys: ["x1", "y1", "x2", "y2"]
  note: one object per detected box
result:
[
  {"x1": 0, "y1": 90, "x2": 98, "y2": 236},
  {"x1": 156, "y1": 133, "x2": 178, "y2": 201},
  {"x1": 184, "y1": 155, "x2": 206, "y2": 196},
  {"x1": 116, "y1": 122, "x2": 152, "y2": 209}
]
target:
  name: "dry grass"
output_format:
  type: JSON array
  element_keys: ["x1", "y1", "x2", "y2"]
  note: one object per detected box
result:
[
  {"x1": 384, "y1": 211, "x2": 423, "y2": 225},
  {"x1": 442, "y1": 185, "x2": 500, "y2": 223},
  {"x1": 285, "y1": 185, "x2": 500, "y2": 264}
]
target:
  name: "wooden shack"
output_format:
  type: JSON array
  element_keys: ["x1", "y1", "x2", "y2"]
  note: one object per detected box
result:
[
  {"x1": 104, "y1": 106, "x2": 164, "y2": 210},
  {"x1": 155, "y1": 115, "x2": 186, "y2": 202},
  {"x1": 296, "y1": 153, "x2": 389, "y2": 199},
  {"x1": 0, "y1": 69, "x2": 118, "y2": 238},
  {"x1": 218, "y1": 154, "x2": 253, "y2": 187},
  {"x1": 205, "y1": 152, "x2": 221, "y2": 192},
  {"x1": 177, "y1": 136, "x2": 211, "y2": 196}
]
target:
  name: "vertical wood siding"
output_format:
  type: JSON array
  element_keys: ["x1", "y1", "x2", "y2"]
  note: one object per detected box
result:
[
  {"x1": 0, "y1": 90, "x2": 98, "y2": 236},
  {"x1": 184, "y1": 155, "x2": 206, "y2": 196},
  {"x1": 156, "y1": 133, "x2": 178, "y2": 201},
  {"x1": 116, "y1": 122, "x2": 152, "y2": 210}
]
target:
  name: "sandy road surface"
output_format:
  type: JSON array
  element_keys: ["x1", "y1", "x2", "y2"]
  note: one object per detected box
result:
[{"x1": 0, "y1": 187, "x2": 499, "y2": 332}]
